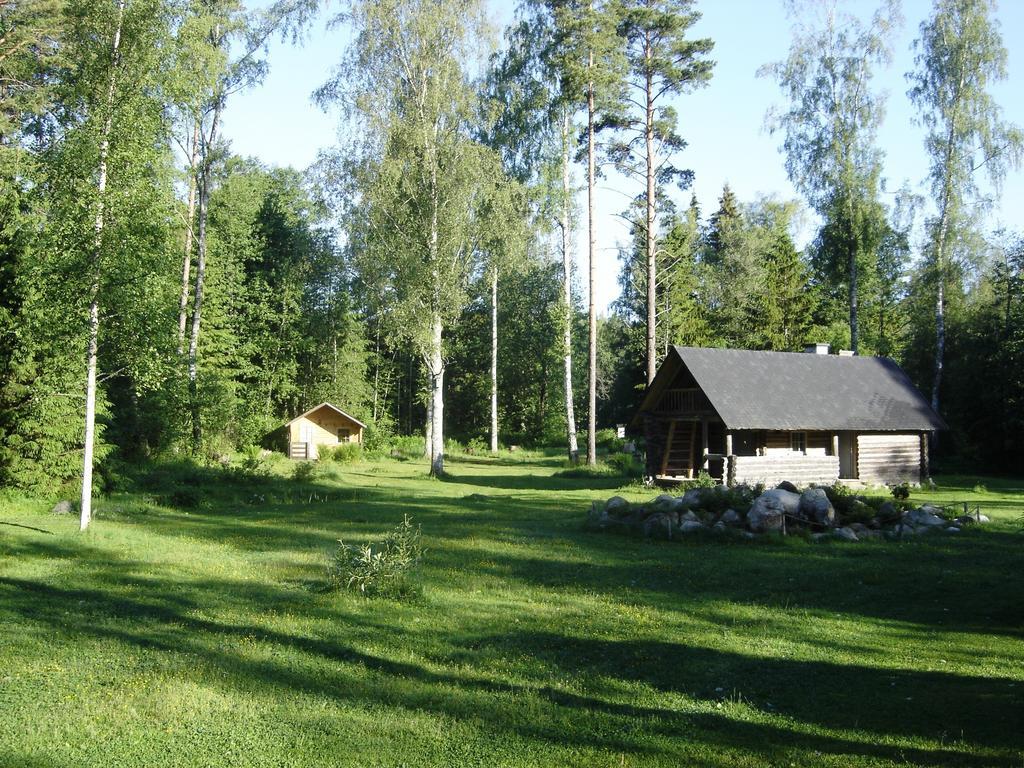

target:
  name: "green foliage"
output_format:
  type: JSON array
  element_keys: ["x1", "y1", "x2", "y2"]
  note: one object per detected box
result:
[
  {"x1": 323, "y1": 443, "x2": 363, "y2": 463},
  {"x1": 292, "y1": 461, "x2": 317, "y2": 482},
  {"x1": 683, "y1": 470, "x2": 716, "y2": 489},
  {"x1": 330, "y1": 515, "x2": 424, "y2": 599},
  {"x1": 891, "y1": 482, "x2": 911, "y2": 501}
]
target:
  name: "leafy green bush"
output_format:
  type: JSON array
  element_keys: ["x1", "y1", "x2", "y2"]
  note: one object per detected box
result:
[
  {"x1": 324, "y1": 443, "x2": 363, "y2": 463},
  {"x1": 680, "y1": 471, "x2": 716, "y2": 490},
  {"x1": 292, "y1": 461, "x2": 317, "y2": 482},
  {"x1": 330, "y1": 515, "x2": 424, "y2": 599},
  {"x1": 890, "y1": 482, "x2": 911, "y2": 501},
  {"x1": 361, "y1": 422, "x2": 392, "y2": 458},
  {"x1": 465, "y1": 436, "x2": 488, "y2": 455},
  {"x1": 164, "y1": 485, "x2": 203, "y2": 509},
  {"x1": 594, "y1": 428, "x2": 626, "y2": 453},
  {"x1": 391, "y1": 435, "x2": 425, "y2": 458},
  {"x1": 605, "y1": 452, "x2": 643, "y2": 478},
  {"x1": 240, "y1": 445, "x2": 271, "y2": 475}
]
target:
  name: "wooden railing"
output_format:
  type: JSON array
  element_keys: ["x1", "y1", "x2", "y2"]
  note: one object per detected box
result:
[{"x1": 659, "y1": 388, "x2": 709, "y2": 413}]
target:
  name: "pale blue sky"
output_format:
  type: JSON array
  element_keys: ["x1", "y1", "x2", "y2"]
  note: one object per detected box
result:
[{"x1": 222, "y1": 0, "x2": 1024, "y2": 313}]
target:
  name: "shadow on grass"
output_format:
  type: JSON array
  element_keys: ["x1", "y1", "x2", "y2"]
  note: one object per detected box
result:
[{"x1": 0, "y1": 573, "x2": 1017, "y2": 766}]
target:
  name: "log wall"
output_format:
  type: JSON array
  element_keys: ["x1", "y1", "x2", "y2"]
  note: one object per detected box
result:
[
  {"x1": 856, "y1": 433, "x2": 921, "y2": 485},
  {"x1": 732, "y1": 455, "x2": 840, "y2": 487}
]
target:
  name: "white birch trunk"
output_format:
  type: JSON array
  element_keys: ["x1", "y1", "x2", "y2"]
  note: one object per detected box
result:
[
  {"x1": 586, "y1": 57, "x2": 597, "y2": 467},
  {"x1": 424, "y1": 384, "x2": 433, "y2": 459},
  {"x1": 490, "y1": 268, "x2": 498, "y2": 453},
  {"x1": 561, "y1": 111, "x2": 579, "y2": 464},
  {"x1": 187, "y1": 84, "x2": 223, "y2": 454},
  {"x1": 80, "y1": 0, "x2": 125, "y2": 532},
  {"x1": 428, "y1": 314, "x2": 444, "y2": 476},
  {"x1": 177, "y1": 118, "x2": 199, "y2": 354}
]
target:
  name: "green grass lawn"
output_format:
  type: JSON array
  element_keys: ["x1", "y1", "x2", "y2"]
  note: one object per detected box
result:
[{"x1": 1, "y1": 454, "x2": 1022, "y2": 767}]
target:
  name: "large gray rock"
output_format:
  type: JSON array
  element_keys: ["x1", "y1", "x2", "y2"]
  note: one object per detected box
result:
[
  {"x1": 775, "y1": 480, "x2": 800, "y2": 494},
  {"x1": 679, "y1": 488, "x2": 706, "y2": 509},
  {"x1": 903, "y1": 508, "x2": 945, "y2": 527},
  {"x1": 643, "y1": 512, "x2": 674, "y2": 540},
  {"x1": 605, "y1": 496, "x2": 631, "y2": 517},
  {"x1": 799, "y1": 488, "x2": 835, "y2": 527},
  {"x1": 747, "y1": 491, "x2": 793, "y2": 533},
  {"x1": 650, "y1": 494, "x2": 678, "y2": 513},
  {"x1": 51, "y1": 500, "x2": 74, "y2": 515},
  {"x1": 720, "y1": 509, "x2": 742, "y2": 527},
  {"x1": 768, "y1": 488, "x2": 802, "y2": 515},
  {"x1": 834, "y1": 526, "x2": 859, "y2": 542},
  {"x1": 679, "y1": 520, "x2": 704, "y2": 534},
  {"x1": 680, "y1": 510, "x2": 699, "y2": 523}
]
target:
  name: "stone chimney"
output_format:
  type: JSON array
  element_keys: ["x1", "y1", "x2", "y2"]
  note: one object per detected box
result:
[{"x1": 804, "y1": 342, "x2": 830, "y2": 355}]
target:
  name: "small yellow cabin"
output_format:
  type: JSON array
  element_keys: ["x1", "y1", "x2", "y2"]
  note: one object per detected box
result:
[{"x1": 285, "y1": 403, "x2": 366, "y2": 460}]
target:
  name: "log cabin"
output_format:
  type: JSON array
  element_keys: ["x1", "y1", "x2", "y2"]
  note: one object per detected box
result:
[{"x1": 632, "y1": 345, "x2": 946, "y2": 487}]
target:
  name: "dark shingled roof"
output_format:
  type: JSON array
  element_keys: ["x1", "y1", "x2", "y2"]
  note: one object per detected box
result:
[{"x1": 638, "y1": 346, "x2": 947, "y2": 431}]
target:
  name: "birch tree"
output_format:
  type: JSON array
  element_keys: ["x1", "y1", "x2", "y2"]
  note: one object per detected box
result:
[
  {"x1": 488, "y1": 2, "x2": 581, "y2": 462},
  {"x1": 178, "y1": 0, "x2": 315, "y2": 453},
  {"x1": 322, "y1": 0, "x2": 515, "y2": 475},
  {"x1": 761, "y1": 0, "x2": 899, "y2": 354},
  {"x1": 907, "y1": 0, "x2": 1022, "y2": 412}
]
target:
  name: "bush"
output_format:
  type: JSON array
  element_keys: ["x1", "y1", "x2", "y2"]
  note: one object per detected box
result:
[
  {"x1": 392, "y1": 435, "x2": 425, "y2": 458},
  {"x1": 292, "y1": 461, "x2": 317, "y2": 482},
  {"x1": 324, "y1": 443, "x2": 363, "y2": 463},
  {"x1": 239, "y1": 445, "x2": 271, "y2": 476},
  {"x1": 680, "y1": 470, "x2": 716, "y2": 490},
  {"x1": 164, "y1": 485, "x2": 203, "y2": 509},
  {"x1": 465, "y1": 436, "x2": 488, "y2": 455},
  {"x1": 361, "y1": 421, "x2": 393, "y2": 458},
  {"x1": 890, "y1": 482, "x2": 911, "y2": 501},
  {"x1": 330, "y1": 515, "x2": 424, "y2": 599},
  {"x1": 605, "y1": 452, "x2": 643, "y2": 478}
]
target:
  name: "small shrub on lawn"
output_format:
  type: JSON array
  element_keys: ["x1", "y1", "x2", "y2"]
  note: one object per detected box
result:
[
  {"x1": 293, "y1": 462, "x2": 317, "y2": 482},
  {"x1": 330, "y1": 515, "x2": 424, "y2": 599},
  {"x1": 164, "y1": 485, "x2": 202, "y2": 509},
  {"x1": 324, "y1": 443, "x2": 363, "y2": 463},
  {"x1": 391, "y1": 435, "x2": 425, "y2": 458},
  {"x1": 465, "y1": 436, "x2": 488, "y2": 455},
  {"x1": 680, "y1": 471, "x2": 716, "y2": 490},
  {"x1": 605, "y1": 452, "x2": 643, "y2": 478},
  {"x1": 890, "y1": 483, "x2": 911, "y2": 501}
]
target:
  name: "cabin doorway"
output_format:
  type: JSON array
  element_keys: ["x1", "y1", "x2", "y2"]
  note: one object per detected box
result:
[{"x1": 838, "y1": 433, "x2": 857, "y2": 479}]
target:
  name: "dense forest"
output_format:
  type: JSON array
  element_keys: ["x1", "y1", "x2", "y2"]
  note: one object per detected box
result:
[{"x1": 0, "y1": 0, "x2": 1021, "y2": 514}]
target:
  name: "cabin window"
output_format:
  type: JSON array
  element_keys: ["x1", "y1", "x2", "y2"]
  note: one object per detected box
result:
[
  {"x1": 791, "y1": 432, "x2": 806, "y2": 454},
  {"x1": 337, "y1": 428, "x2": 351, "y2": 443}
]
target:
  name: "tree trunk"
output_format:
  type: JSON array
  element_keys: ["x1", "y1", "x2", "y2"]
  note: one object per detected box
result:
[
  {"x1": 586, "y1": 56, "x2": 597, "y2": 467},
  {"x1": 424, "y1": 381, "x2": 433, "y2": 459},
  {"x1": 428, "y1": 313, "x2": 444, "y2": 476},
  {"x1": 560, "y1": 110, "x2": 579, "y2": 464},
  {"x1": 177, "y1": 118, "x2": 199, "y2": 354},
  {"x1": 187, "y1": 90, "x2": 223, "y2": 455},
  {"x1": 80, "y1": 0, "x2": 125, "y2": 532},
  {"x1": 644, "y1": 37, "x2": 657, "y2": 385},
  {"x1": 932, "y1": 254, "x2": 945, "y2": 413},
  {"x1": 490, "y1": 268, "x2": 498, "y2": 453},
  {"x1": 846, "y1": 194, "x2": 859, "y2": 354}
]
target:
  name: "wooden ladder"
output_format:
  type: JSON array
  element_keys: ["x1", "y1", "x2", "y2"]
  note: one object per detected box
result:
[{"x1": 661, "y1": 421, "x2": 699, "y2": 478}]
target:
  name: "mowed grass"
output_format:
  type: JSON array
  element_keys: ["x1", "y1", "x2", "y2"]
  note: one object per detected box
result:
[{"x1": 1, "y1": 455, "x2": 1022, "y2": 767}]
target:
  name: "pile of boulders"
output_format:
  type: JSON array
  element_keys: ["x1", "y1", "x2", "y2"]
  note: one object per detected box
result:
[{"x1": 587, "y1": 482, "x2": 989, "y2": 542}]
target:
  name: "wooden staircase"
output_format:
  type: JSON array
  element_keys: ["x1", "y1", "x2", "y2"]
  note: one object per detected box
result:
[{"x1": 660, "y1": 420, "x2": 699, "y2": 478}]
